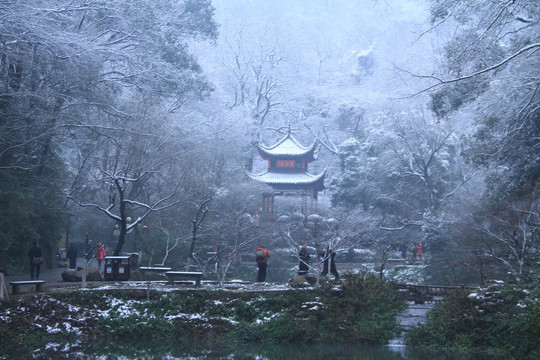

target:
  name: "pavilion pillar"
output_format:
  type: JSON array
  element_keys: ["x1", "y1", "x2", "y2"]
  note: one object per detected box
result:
[
  {"x1": 301, "y1": 192, "x2": 307, "y2": 214},
  {"x1": 263, "y1": 193, "x2": 274, "y2": 215}
]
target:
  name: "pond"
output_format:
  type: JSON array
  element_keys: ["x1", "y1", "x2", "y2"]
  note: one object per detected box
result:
[{"x1": 10, "y1": 341, "x2": 508, "y2": 359}]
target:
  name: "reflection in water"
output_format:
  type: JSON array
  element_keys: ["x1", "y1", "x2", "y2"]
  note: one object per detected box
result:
[{"x1": 20, "y1": 340, "x2": 505, "y2": 359}]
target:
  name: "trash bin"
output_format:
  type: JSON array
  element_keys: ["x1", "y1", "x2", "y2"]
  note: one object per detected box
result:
[{"x1": 104, "y1": 256, "x2": 131, "y2": 281}]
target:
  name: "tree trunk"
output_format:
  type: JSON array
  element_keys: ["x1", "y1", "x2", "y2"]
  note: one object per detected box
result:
[
  {"x1": 186, "y1": 221, "x2": 198, "y2": 271},
  {"x1": 113, "y1": 179, "x2": 127, "y2": 256}
]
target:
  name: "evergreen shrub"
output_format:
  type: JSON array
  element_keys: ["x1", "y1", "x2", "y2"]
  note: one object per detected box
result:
[
  {"x1": 406, "y1": 282, "x2": 540, "y2": 358},
  {"x1": 0, "y1": 272, "x2": 405, "y2": 351}
]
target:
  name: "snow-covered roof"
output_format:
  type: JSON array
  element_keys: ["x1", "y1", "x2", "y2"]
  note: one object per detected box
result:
[
  {"x1": 258, "y1": 132, "x2": 316, "y2": 159},
  {"x1": 246, "y1": 169, "x2": 326, "y2": 187}
]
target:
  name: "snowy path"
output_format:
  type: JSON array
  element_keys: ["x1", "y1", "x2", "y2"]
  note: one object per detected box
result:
[{"x1": 388, "y1": 302, "x2": 433, "y2": 348}]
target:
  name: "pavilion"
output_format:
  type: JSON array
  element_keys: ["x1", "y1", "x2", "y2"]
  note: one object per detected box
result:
[{"x1": 246, "y1": 129, "x2": 326, "y2": 219}]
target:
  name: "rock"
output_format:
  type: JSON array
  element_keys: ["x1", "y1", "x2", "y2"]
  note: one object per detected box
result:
[
  {"x1": 289, "y1": 275, "x2": 310, "y2": 288},
  {"x1": 304, "y1": 274, "x2": 317, "y2": 285},
  {"x1": 62, "y1": 270, "x2": 103, "y2": 282},
  {"x1": 62, "y1": 271, "x2": 82, "y2": 282},
  {"x1": 86, "y1": 270, "x2": 102, "y2": 281},
  {"x1": 290, "y1": 275, "x2": 307, "y2": 283}
]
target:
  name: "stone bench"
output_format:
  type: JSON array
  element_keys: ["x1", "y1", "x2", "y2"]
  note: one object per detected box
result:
[
  {"x1": 10, "y1": 280, "x2": 45, "y2": 295},
  {"x1": 165, "y1": 271, "x2": 203, "y2": 286},
  {"x1": 139, "y1": 267, "x2": 172, "y2": 275},
  {"x1": 139, "y1": 267, "x2": 172, "y2": 282}
]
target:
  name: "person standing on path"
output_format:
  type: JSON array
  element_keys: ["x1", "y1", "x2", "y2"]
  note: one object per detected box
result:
[
  {"x1": 298, "y1": 243, "x2": 310, "y2": 276},
  {"x1": 255, "y1": 246, "x2": 270, "y2": 282},
  {"x1": 400, "y1": 243, "x2": 407, "y2": 259},
  {"x1": 86, "y1": 239, "x2": 94, "y2": 260},
  {"x1": 411, "y1": 244, "x2": 418, "y2": 260},
  {"x1": 347, "y1": 247, "x2": 355, "y2": 263},
  {"x1": 28, "y1": 241, "x2": 42, "y2": 280},
  {"x1": 416, "y1": 243, "x2": 423, "y2": 260},
  {"x1": 95, "y1": 243, "x2": 106, "y2": 271},
  {"x1": 67, "y1": 243, "x2": 77, "y2": 269},
  {"x1": 320, "y1": 245, "x2": 339, "y2": 280}
]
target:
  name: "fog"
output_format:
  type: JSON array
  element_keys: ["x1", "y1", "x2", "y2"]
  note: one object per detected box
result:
[{"x1": 0, "y1": 0, "x2": 538, "y2": 286}]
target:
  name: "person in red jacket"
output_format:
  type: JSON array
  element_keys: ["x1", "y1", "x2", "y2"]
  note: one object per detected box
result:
[
  {"x1": 95, "y1": 243, "x2": 106, "y2": 271},
  {"x1": 416, "y1": 243, "x2": 423, "y2": 260},
  {"x1": 255, "y1": 246, "x2": 270, "y2": 282}
]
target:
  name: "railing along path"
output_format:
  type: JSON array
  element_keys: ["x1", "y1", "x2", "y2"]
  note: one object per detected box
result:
[{"x1": 392, "y1": 283, "x2": 476, "y2": 303}]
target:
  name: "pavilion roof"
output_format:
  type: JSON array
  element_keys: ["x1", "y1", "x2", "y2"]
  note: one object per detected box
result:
[
  {"x1": 246, "y1": 168, "x2": 326, "y2": 189},
  {"x1": 257, "y1": 132, "x2": 317, "y2": 160}
]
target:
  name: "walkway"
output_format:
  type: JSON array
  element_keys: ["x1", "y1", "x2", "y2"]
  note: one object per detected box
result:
[
  {"x1": 2, "y1": 257, "x2": 101, "y2": 296},
  {"x1": 387, "y1": 302, "x2": 433, "y2": 349}
]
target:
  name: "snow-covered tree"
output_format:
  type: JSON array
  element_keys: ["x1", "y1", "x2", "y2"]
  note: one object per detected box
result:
[
  {"x1": 424, "y1": 0, "x2": 539, "y2": 201},
  {"x1": 327, "y1": 107, "x2": 475, "y2": 279},
  {"x1": 475, "y1": 186, "x2": 539, "y2": 283}
]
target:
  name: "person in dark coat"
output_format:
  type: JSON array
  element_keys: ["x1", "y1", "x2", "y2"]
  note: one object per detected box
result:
[
  {"x1": 320, "y1": 245, "x2": 339, "y2": 280},
  {"x1": 411, "y1": 244, "x2": 418, "y2": 260},
  {"x1": 399, "y1": 243, "x2": 407, "y2": 259},
  {"x1": 28, "y1": 241, "x2": 42, "y2": 280},
  {"x1": 255, "y1": 246, "x2": 270, "y2": 282},
  {"x1": 85, "y1": 240, "x2": 94, "y2": 260},
  {"x1": 347, "y1": 247, "x2": 355, "y2": 262},
  {"x1": 67, "y1": 243, "x2": 77, "y2": 269},
  {"x1": 298, "y1": 243, "x2": 310, "y2": 275}
]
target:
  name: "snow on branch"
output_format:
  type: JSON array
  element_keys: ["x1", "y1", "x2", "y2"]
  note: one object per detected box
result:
[
  {"x1": 66, "y1": 196, "x2": 121, "y2": 223},
  {"x1": 407, "y1": 42, "x2": 540, "y2": 97}
]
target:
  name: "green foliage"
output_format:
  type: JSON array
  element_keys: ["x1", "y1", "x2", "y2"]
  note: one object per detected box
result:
[
  {"x1": 427, "y1": 0, "x2": 540, "y2": 203},
  {"x1": 336, "y1": 272, "x2": 406, "y2": 341},
  {"x1": 406, "y1": 282, "x2": 540, "y2": 358},
  {"x1": 463, "y1": 109, "x2": 540, "y2": 203},
  {"x1": 386, "y1": 265, "x2": 426, "y2": 284},
  {"x1": 0, "y1": 0, "x2": 220, "y2": 262},
  {"x1": 0, "y1": 168, "x2": 65, "y2": 272},
  {"x1": 253, "y1": 273, "x2": 405, "y2": 344},
  {"x1": 102, "y1": 314, "x2": 175, "y2": 338},
  {"x1": 429, "y1": 79, "x2": 487, "y2": 119},
  {"x1": 1, "y1": 275, "x2": 404, "y2": 350},
  {"x1": 234, "y1": 301, "x2": 258, "y2": 322},
  {"x1": 0, "y1": 315, "x2": 51, "y2": 356}
]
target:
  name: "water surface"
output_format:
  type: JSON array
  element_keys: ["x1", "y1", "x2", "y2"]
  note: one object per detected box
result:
[{"x1": 14, "y1": 341, "x2": 508, "y2": 359}]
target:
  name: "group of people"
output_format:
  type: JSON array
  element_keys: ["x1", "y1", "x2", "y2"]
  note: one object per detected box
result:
[
  {"x1": 400, "y1": 242, "x2": 424, "y2": 260},
  {"x1": 86, "y1": 240, "x2": 107, "y2": 270},
  {"x1": 299, "y1": 243, "x2": 339, "y2": 280},
  {"x1": 29, "y1": 240, "x2": 107, "y2": 280},
  {"x1": 257, "y1": 241, "x2": 426, "y2": 283},
  {"x1": 66, "y1": 241, "x2": 107, "y2": 270},
  {"x1": 254, "y1": 242, "x2": 340, "y2": 283}
]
